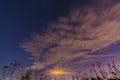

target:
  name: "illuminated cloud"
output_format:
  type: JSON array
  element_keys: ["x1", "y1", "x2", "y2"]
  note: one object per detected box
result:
[
  {"x1": 21, "y1": 2, "x2": 120, "y2": 70},
  {"x1": 26, "y1": 61, "x2": 45, "y2": 70}
]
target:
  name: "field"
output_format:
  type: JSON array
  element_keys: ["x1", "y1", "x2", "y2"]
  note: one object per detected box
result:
[{"x1": 1, "y1": 61, "x2": 120, "y2": 80}]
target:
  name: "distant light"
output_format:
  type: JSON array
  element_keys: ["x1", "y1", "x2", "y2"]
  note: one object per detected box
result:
[{"x1": 49, "y1": 69, "x2": 70, "y2": 75}]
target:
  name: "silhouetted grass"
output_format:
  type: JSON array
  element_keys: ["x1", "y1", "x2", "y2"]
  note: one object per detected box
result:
[{"x1": 1, "y1": 61, "x2": 120, "y2": 80}]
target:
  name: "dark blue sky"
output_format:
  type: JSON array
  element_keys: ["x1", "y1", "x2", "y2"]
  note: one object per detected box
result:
[
  {"x1": 0, "y1": 0, "x2": 50, "y2": 66},
  {"x1": 0, "y1": 0, "x2": 80, "y2": 66}
]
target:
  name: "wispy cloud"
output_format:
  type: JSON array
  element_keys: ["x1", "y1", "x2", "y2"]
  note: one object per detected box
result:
[{"x1": 21, "y1": 1, "x2": 120, "y2": 71}]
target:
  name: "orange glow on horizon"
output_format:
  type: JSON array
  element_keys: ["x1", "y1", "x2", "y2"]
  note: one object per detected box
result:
[{"x1": 49, "y1": 69, "x2": 71, "y2": 75}]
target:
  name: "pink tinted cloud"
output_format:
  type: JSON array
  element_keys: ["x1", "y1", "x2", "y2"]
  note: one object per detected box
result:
[{"x1": 21, "y1": 2, "x2": 120, "y2": 70}]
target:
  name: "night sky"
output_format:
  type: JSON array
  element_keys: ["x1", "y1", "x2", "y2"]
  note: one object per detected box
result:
[
  {"x1": 1, "y1": 0, "x2": 120, "y2": 77},
  {"x1": 0, "y1": 0, "x2": 72, "y2": 64}
]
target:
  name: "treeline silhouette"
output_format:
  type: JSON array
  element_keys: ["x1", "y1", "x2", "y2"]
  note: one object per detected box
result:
[{"x1": 1, "y1": 60, "x2": 120, "y2": 80}]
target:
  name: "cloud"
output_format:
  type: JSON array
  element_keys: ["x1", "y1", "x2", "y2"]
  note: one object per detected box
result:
[
  {"x1": 21, "y1": 2, "x2": 120, "y2": 70},
  {"x1": 26, "y1": 61, "x2": 45, "y2": 70}
]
